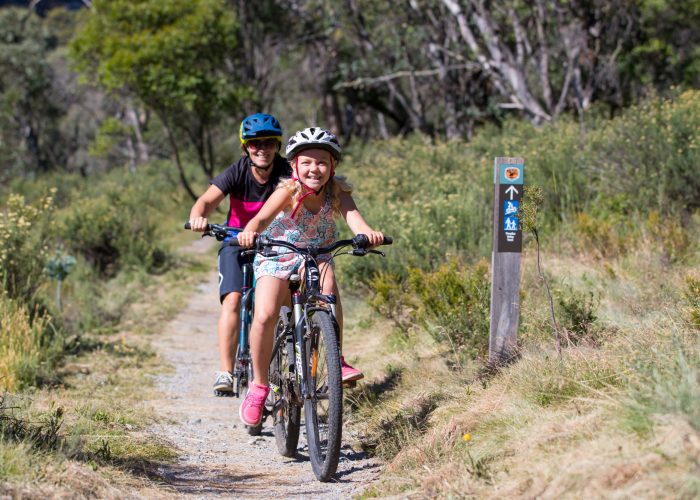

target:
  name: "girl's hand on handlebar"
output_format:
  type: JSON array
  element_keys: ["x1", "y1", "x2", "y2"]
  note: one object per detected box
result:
[
  {"x1": 189, "y1": 216, "x2": 209, "y2": 232},
  {"x1": 365, "y1": 231, "x2": 385, "y2": 248},
  {"x1": 237, "y1": 230, "x2": 257, "y2": 248}
]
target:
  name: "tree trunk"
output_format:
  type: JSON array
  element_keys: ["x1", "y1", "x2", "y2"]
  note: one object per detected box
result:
[{"x1": 164, "y1": 123, "x2": 198, "y2": 202}]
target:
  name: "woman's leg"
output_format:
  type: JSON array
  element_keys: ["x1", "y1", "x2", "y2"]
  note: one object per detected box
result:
[
  {"x1": 218, "y1": 291, "x2": 241, "y2": 372},
  {"x1": 249, "y1": 275, "x2": 289, "y2": 386}
]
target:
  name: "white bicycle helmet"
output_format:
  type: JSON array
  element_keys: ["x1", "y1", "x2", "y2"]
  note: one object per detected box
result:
[{"x1": 285, "y1": 127, "x2": 342, "y2": 161}]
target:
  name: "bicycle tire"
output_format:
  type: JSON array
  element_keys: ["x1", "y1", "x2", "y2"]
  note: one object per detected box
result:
[
  {"x1": 271, "y1": 307, "x2": 301, "y2": 456},
  {"x1": 304, "y1": 310, "x2": 342, "y2": 482}
]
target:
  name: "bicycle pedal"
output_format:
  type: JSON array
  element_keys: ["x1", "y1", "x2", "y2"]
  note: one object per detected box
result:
[{"x1": 342, "y1": 380, "x2": 358, "y2": 389}]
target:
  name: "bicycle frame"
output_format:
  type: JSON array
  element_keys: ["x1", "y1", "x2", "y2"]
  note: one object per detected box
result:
[
  {"x1": 289, "y1": 258, "x2": 338, "y2": 402},
  {"x1": 234, "y1": 260, "x2": 255, "y2": 397},
  {"x1": 267, "y1": 234, "x2": 388, "y2": 404}
]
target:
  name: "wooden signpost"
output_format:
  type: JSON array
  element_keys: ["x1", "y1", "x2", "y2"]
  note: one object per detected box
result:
[{"x1": 489, "y1": 157, "x2": 524, "y2": 363}]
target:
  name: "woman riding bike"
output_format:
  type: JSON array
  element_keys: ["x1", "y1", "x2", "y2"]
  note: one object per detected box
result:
[{"x1": 188, "y1": 113, "x2": 291, "y2": 395}]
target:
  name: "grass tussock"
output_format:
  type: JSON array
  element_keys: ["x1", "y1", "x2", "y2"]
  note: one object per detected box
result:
[{"x1": 0, "y1": 296, "x2": 60, "y2": 392}]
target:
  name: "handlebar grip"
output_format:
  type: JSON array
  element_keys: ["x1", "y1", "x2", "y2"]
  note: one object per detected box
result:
[
  {"x1": 353, "y1": 234, "x2": 393, "y2": 248},
  {"x1": 185, "y1": 222, "x2": 216, "y2": 231},
  {"x1": 184, "y1": 222, "x2": 214, "y2": 230}
]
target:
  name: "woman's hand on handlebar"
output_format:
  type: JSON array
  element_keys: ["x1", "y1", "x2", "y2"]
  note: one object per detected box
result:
[
  {"x1": 237, "y1": 230, "x2": 258, "y2": 248},
  {"x1": 189, "y1": 216, "x2": 209, "y2": 232}
]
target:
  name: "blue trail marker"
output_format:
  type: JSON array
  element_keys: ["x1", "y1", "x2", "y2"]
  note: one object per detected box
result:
[{"x1": 489, "y1": 157, "x2": 525, "y2": 362}]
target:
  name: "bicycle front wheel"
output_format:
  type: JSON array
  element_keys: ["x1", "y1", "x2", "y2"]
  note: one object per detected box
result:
[{"x1": 304, "y1": 310, "x2": 342, "y2": 482}]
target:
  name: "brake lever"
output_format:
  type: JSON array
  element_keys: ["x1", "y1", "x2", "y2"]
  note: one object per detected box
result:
[
  {"x1": 351, "y1": 249, "x2": 368, "y2": 257},
  {"x1": 368, "y1": 249, "x2": 385, "y2": 257}
]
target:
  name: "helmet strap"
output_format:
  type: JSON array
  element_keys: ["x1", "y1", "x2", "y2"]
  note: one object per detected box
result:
[{"x1": 290, "y1": 157, "x2": 326, "y2": 218}]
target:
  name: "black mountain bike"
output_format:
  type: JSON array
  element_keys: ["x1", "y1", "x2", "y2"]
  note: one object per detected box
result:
[
  {"x1": 249, "y1": 233, "x2": 392, "y2": 482},
  {"x1": 184, "y1": 222, "x2": 263, "y2": 435}
]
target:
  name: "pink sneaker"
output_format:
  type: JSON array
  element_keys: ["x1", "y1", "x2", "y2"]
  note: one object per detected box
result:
[
  {"x1": 239, "y1": 382, "x2": 270, "y2": 426},
  {"x1": 341, "y1": 357, "x2": 364, "y2": 382}
]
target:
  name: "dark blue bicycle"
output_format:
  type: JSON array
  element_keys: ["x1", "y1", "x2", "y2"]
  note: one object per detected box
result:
[{"x1": 184, "y1": 222, "x2": 264, "y2": 435}]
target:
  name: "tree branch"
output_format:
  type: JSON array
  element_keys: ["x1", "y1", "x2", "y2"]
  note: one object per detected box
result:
[{"x1": 333, "y1": 64, "x2": 476, "y2": 90}]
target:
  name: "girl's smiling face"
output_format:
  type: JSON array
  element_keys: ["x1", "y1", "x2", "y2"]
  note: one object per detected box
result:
[{"x1": 295, "y1": 148, "x2": 333, "y2": 191}]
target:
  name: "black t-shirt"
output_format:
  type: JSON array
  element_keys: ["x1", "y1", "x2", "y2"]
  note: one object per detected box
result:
[{"x1": 210, "y1": 154, "x2": 291, "y2": 228}]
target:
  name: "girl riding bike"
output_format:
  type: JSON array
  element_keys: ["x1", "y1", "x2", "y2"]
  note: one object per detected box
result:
[{"x1": 237, "y1": 127, "x2": 384, "y2": 427}]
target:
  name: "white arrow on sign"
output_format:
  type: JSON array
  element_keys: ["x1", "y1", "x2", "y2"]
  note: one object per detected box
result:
[{"x1": 505, "y1": 185, "x2": 519, "y2": 200}]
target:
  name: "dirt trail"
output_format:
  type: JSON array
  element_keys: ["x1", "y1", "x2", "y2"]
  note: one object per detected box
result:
[{"x1": 144, "y1": 238, "x2": 382, "y2": 499}]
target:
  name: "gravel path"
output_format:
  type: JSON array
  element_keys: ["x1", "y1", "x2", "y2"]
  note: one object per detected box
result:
[{"x1": 145, "y1": 238, "x2": 382, "y2": 499}]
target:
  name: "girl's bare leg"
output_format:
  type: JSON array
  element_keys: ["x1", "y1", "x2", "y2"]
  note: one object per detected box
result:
[{"x1": 249, "y1": 275, "x2": 288, "y2": 386}]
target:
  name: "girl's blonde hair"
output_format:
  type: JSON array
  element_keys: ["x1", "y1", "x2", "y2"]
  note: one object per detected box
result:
[{"x1": 278, "y1": 175, "x2": 352, "y2": 218}]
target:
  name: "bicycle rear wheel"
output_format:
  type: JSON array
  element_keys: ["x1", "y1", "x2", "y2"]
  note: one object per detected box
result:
[
  {"x1": 270, "y1": 307, "x2": 301, "y2": 456},
  {"x1": 304, "y1": 310, "x2": 342, "y2": 482}
]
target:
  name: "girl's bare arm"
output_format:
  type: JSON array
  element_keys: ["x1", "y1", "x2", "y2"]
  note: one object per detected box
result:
[{"x1": 339, "y1": 191, "x2": 384, "y2": 246}]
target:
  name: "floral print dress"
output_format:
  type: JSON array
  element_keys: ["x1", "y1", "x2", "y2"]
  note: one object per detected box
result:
[{"x1": 254, "y1": 190, "x2": 338, "y2": 280}]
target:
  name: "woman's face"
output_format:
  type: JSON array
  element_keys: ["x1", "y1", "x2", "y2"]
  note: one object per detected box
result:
[
  {"x1": 295, "y1": 149, "x2": 333, "y2": 191},
  {"x1": 246, "y1": 138, "x2": 279, "y2": 169}
]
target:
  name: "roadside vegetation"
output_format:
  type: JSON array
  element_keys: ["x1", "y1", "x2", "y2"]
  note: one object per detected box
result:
[
  {"x1": 0, "y1": 164, "x2": 211, "y2": 496},
  {"x1": 338, "y1": 90, "x2": 700, "y2": 498}
]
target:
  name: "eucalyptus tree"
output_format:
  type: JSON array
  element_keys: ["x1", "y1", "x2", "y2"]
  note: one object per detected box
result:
[
  {"x1": 0, "y1": 8, "x2": 66, "y2": 179},
  {"x1": 70, "y1": 0, "x2": 249, "y2": 198}
]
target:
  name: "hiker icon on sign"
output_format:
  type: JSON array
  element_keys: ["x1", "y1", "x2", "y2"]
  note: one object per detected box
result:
[{"x1": 504, "y1": 217, "x2": 518, "y2": 231}]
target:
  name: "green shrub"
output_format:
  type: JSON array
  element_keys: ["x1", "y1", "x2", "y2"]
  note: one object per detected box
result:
[
  {"x1": 369, "y1": 258, "x2": 491, "y2": 359},
  {"x1": 644, "y1": 210, "x2": 692, "y2": 264},
  {"x1": 408, "y1": 259, "x2": 491, "y2": 358},
  {"x1": 684, "y1": 274, "x2": 700, "y2": 329},
  {"x1": 574, "y1": 212, "x2": 630, "y2": 259},
  {"x1": 591, "y1": 90, "x2": 700, "y2": 214},
  {"x1": 555, "y1": 285, "x2": 599, "y2": 346},
  {"x1": 60, "y1": 183, "x2": 169, "y2": 276},
  {"x1": 0, "y1": 192, "x2": 55, "y2": 303}
]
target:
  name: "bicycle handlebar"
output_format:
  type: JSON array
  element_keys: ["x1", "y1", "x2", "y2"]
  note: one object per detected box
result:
[
  {"x1": 185, "y1": 222, "x2": 392, "y2": 253},
  {"x1": 251, "y1": 233, "x2": 392, "y2": 258},
  {"x1": 184, "y1": 222, "x2": 243, "y2": 241}
]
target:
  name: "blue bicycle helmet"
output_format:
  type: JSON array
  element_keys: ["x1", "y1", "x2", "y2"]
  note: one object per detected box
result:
[{"x1": 239, "y1": 113, "x2": 283, "y2": 144}]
